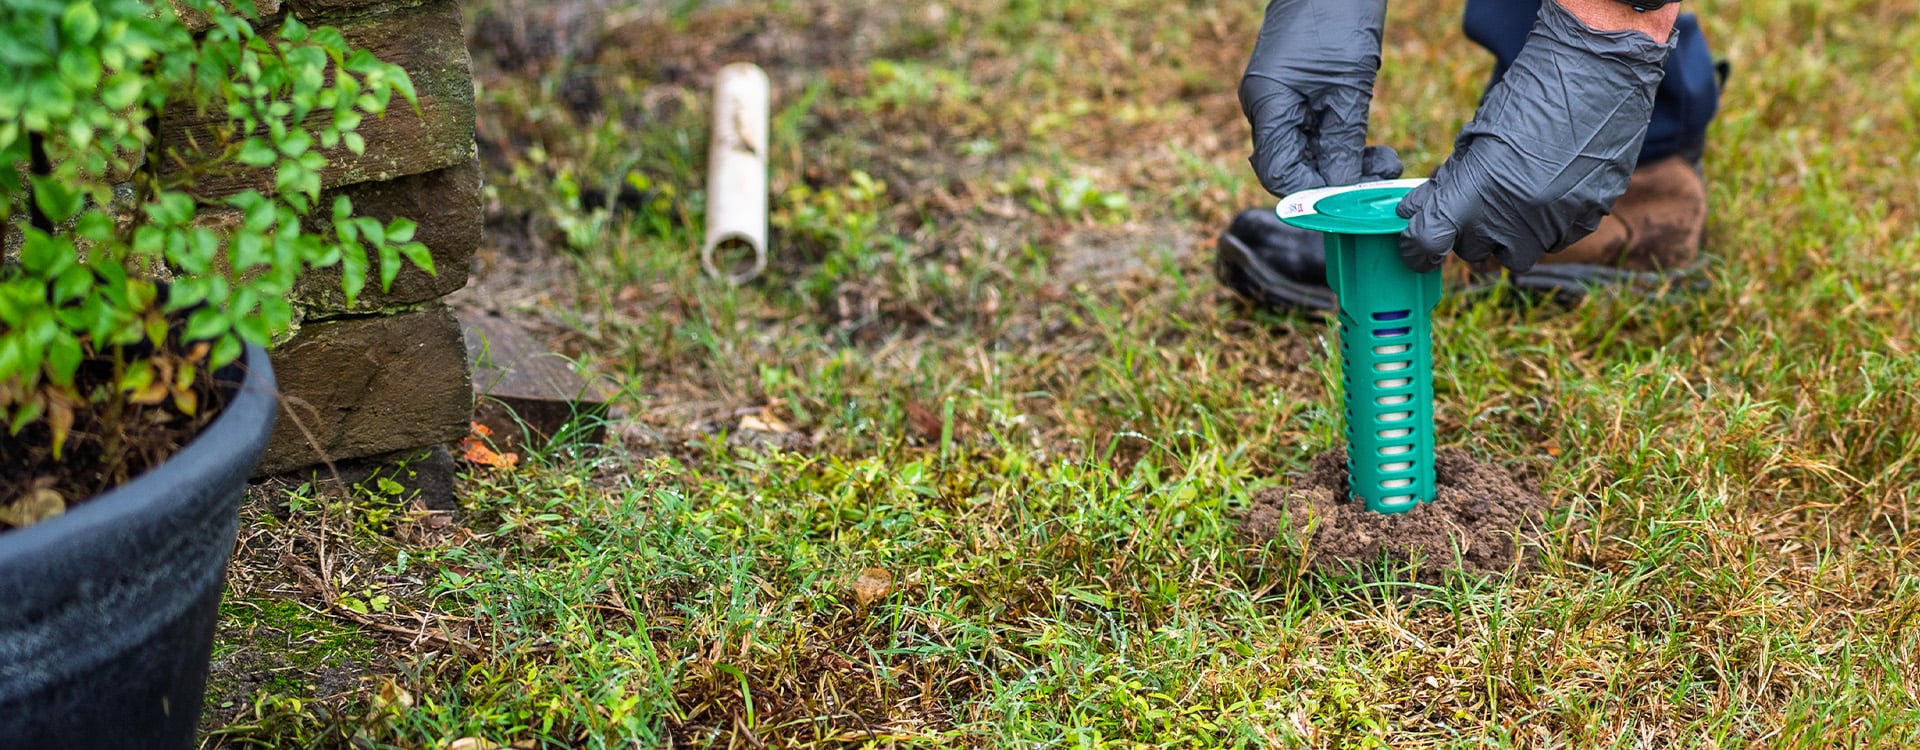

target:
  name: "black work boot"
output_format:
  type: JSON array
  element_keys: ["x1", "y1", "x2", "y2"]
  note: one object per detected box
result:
[{"x1": 1213, "y1": 208, "x2": 1336, "y2": 313}]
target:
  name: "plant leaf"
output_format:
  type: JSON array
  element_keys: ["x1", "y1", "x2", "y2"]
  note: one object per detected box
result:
[
  {"x1": 173, "y1": 384, "x2": 198, "y2": 416},
  {"x1": 47, "y1": 397, "x2": 74, "y2": 458},
  {"x1": 0, "y1": 489, "x2": 66, "y2": 529},
  {"x1": 46, "y1": 334, "x2": 81, "y2": 387},
  {"x1": 237, "y1": 139, "x2": 278, "y2": 167}
]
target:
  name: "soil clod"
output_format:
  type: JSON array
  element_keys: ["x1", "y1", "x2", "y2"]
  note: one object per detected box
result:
[{"x1": 1241, "y1": 449, "x2": 1551, "y2": 584}]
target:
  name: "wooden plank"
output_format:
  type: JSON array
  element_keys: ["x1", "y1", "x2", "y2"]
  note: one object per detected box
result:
[{"x1": 458, "y1": 311, "x2": 614, "y2": 453}]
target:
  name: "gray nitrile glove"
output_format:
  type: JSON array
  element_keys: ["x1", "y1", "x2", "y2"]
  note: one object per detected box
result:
[
  {"x1": 1240, "y1": 0, "x2": 1403, "y2": 197},
  {"x1": 1396, "y1": 0, "x2": 1673, "y2": 273}
]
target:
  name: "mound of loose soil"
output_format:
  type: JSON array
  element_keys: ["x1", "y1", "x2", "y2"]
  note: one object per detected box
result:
[{"x1": 1240, "y1": 449, "x2": 1550, "y2": 584}]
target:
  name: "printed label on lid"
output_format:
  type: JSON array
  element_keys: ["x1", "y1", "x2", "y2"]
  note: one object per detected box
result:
[{"x1": 1275, "y1": 178, "x2": 1429, "y2": 235}]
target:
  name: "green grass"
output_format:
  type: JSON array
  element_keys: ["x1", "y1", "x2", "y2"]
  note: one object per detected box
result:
[{"x1": 204, "y1": 0, "x2": 1920, "y2": 746}]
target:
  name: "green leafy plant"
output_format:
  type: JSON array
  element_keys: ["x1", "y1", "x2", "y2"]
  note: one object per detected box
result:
[
  {"x1": 776, "y1": 169, "x2": 898, "y2": 299},
  {"x1": 1, "y1": 0, "x2": 431, "y2": 527}
]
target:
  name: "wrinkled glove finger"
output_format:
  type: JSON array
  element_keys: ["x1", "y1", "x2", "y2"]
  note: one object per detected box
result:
[
  {"x1": 1571, "y1": 207, "x2": 1605, "y2": 238},
  {"x1": 1251, "y1": 127, "x2": 1325, "y2": 196},
  {"x1": 1550, "y1": 206, "x2": 1609, "y2": 255},
  {"x1": 1466, "y1": 232, "x2": 1511, "y2": 269},
  {"x1": 1310, "y1": 87, "x2": 1372, "y2": 187},
  {"x1": 1395, "y1": 179, "x2": 1464, "y2": 273},
  {"x1": 1361, "y1": 144, "x2": 1403, "y2": 182},
  {"x1": 1241, "y1": 80, "x2": 1326, "y2": 196}
]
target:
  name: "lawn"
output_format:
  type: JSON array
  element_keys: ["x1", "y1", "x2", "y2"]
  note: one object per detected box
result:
[{"x1": 201, "y1": 0, "x2": 1920, "y2": 747}]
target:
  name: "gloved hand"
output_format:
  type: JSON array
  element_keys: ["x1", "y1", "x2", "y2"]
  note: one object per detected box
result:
[
  {"x1": 1396, "y1": 0, "x2": 1673, "y2": 273},
  {"x1": 1240, "y1": 0, "x2": 1403, "y2": 197}
]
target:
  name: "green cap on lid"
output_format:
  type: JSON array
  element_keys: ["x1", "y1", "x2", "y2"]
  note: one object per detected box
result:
[{"x1": 1274, "y1": 178, "x2": 1426, "y2": 235}]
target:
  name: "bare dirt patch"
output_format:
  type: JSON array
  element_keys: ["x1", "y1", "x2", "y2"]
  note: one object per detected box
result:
[
  {"x1": 1241, "y1": 448, "x2": 1551, "y2": 585},
  {"x1": 1051, "y1": 221, "x2": 1195, "y2": 289}
]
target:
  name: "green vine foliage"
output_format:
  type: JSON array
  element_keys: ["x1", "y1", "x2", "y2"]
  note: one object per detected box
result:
[{"x1": 0, "y1": 0, "x2": 432, "y2": 467}]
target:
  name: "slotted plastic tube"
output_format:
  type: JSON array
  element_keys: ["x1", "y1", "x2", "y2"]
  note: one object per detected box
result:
[{"x1": 1279, "y1": 184, "x2": 1440, "y2": 513}]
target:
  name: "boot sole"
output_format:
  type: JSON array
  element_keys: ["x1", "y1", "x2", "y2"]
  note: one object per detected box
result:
[{"x1": 1487, "y1": 258, "x2": 1714, "y2": 306}]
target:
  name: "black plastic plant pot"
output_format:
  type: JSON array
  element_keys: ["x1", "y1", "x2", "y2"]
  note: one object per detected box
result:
[{"x1": 0, "y1": 343, "x2": 276, "y2": 750}]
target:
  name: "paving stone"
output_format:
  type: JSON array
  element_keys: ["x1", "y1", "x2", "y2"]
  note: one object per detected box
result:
[
  {"x1": 460, "y1": 311, "x2": 615, "y2": 454},
  {"x1": 159, "y1": 0, "x2": 475, "y2": 198},
  {"x1": 294, "y1": 157, "x2": 481, "y2": 317},
  {"x1": 284, "y1": 0, "x2": 434, "y2": 22},
  {"x1": 259, "y1": 305, "x2": 472, "y2": 474},
  {"x1": 171, "y1": 0, "x2": 285, "y2": 33},
  {"x1": 269, "y1": 444, "x2": 459, "y2": 511}
]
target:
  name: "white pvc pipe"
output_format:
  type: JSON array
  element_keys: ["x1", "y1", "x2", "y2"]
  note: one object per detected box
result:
[{"x1": 702, "y1": 62, "x2": 770, "y2": 284}]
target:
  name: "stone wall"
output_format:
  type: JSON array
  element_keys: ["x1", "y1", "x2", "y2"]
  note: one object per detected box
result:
[{"x1": 168, "y1": 0, "x2": 481, "y2": 475}]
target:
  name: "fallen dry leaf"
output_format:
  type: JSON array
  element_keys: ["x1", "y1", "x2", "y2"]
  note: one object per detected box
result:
[
  {"x1": 0, "y1": 488, "x2": 66, "y2": 529},
  {"x1": 1290, "y1": 706, "x2": 1321, "y2": 745},
  {"x1": 851, "y1": 567, "x2": 893, "y2": 607},
  {"x1": 459, "y1": 421, "x2": 520, "y2": 468},
  {"x1": 374, "y1": 677, "x2": 414, "y2": 711},
  {"x1": 903, "y1": 401, "x2": 942, "y2": 441},
  {"x1": 460, "y1": 441, "x2": 520, "y2": 468},
  {"x1": 739, "y1": 410, "x2": 790, "y2": 433}
]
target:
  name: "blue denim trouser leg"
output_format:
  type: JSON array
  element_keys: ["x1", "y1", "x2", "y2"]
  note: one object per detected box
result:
[{"x1": 1463, "y1": 0, "x2": 1720, "y2": 165}]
